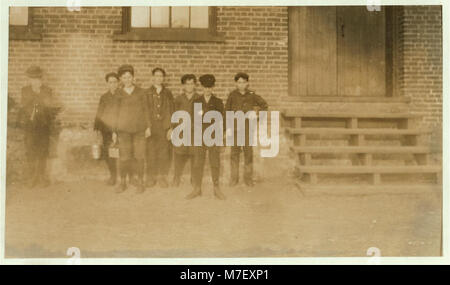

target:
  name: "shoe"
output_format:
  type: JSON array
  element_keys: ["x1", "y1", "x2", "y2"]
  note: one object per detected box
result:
[
  {"x1": 229, "y1": 179, "x2": 239, "y2": 187},
  {"x1": 171, "y1": 177, "x2": 181, "y2": 187},
  {"x1": 159, "y1": 176, "x2": 169, "y2": 188},
  {"x1": 130, "y1": 176, "x2": 139, "y2": 187},
  {"x1": 214, "y1": 185, "x2": 226, "y2": 200},
  {"x1": 185, "y1": 187, "x2": 201, "y2": 200},
  {"x1": 106, "y1": 176, "x2": 117, "y2": 186},
  {"x1": 146, "y1": 178, "x2": 157, "y2": 188},
  {"x1": 244, "y1": 180, "x2": 255, "y2": 187},
  {"x1": 135, "y1": 181, "x2": 145, "y2": 194},
  {"x1": 115, "y1": 180, "x2": 127, "y2": 193}
]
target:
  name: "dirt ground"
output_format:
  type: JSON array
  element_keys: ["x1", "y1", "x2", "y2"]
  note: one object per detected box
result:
[{"x1": 4, "y1": 174, "x2": 442, "y2": 259}]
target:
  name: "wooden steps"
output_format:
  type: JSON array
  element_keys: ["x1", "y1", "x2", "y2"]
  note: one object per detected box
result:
[
  {"x1": 295, "y1": 183, "x2": 442, "y2": 196},
  {"x1": 285, "y1": 127, "x2": 430, "y2": 136},
  {"x1": 282, "y1": 111, "x2": 420, "y2": 119},
  {"x1": 290, "y1": 146, "x2": 429, "y2": 154},
  {"x1": 295, "y1": 165, "x2": 441, "y2": 174},
  {"x1": 282, "y1": 110, "x2": 441, "y2": 193}
]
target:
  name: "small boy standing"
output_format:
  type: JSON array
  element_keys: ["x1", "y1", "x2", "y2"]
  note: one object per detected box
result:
[
  {"x1": 225, "y1": 72, "x2": 268, "y2": 187},
  {"x1": 146, "y1": 67, "x2": 174, "y2": 188},
  {"x1": 187, "y1": 74, "x2": 226, "y2": 200},
  {"x1": 172, "y1": 74, "x2": 199, "y2": 187}
]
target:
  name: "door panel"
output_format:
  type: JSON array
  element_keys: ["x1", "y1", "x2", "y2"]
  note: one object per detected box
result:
[
  {"x1": 337, "y1": 6, "x2": 386, "y2": 96},
  {"x1": 289, "y1": 6, "x2": 388, "y2": 97},
  {"x1": 290, "y1": 7, "x2": 337, "y2": 96}
]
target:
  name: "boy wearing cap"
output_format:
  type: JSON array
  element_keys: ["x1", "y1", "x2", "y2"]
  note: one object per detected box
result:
[
  {"x1": 146, "y1": 67, "x2": 174, "y2": 188},
  {"x1": 225, "y1": 72, "x2": 268, "y2": 187},
  {"x1": 187, "y1": 74, "x2": 226, "y2": 200},
  {"x1": 112, "y1": 64, "x2": 151, "y2": 193},
  {"x1": 18, "y1": 66, "x2": 61, "y2": 188},
  {"x1": 171, "y1": 74, "x2": 200, "y2": 187},
  {"x1": 94, "y1": 72, "x2": 120, "y2": 186}
]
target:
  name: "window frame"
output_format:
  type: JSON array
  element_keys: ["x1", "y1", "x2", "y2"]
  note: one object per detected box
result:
[
  {"x1": 9, "y1": 7, "x2": 42, "y2": 40},
  {"x1": 114, "y1": 6, "x2": 224, "y2": 42}
]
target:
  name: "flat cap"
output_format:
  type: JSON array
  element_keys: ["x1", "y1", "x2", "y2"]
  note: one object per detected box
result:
[
  {"x1": 25, "y1": 65, "x2": 43, "y2": 79},
  {"x1": 199, "y1": 74, "x2": 215, "y2": 88},
  {"x1": 117, "y1": 64, "x2": 134, "y2": 77}
]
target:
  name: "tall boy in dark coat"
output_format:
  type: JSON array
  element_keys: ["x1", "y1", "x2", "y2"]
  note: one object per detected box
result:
[
  {"x1": 18, "y1": 66, "x2": 61, "y2": 188},
  {"x1": 187, "y1": 74, "x2": 226, "y2": 200},
  {"x1": 172, "y1": 74, "x2": 200, "y2": 187},
  {"x1": 225, "y1": 72, "x2": 268, "y2": 187},
  {"x1": 146, "y1": 67, "x2": 174, "y2": 188},
  {"x1": 112, "y1": 64, "x2": 151, "y2": 193},
  {"x1": 94, "y1": 72, "x2": 119, "y2": 185}
]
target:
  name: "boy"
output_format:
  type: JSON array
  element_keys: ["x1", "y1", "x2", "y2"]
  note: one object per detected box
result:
[
  {"x1": 172, "y1": 74, "x2": 200, "y2": 187},
  {"x1": 225, "y1": 72, "x2": 268, "y2": 187},
  {"x1": 112, "y1": 64, "x2": 151, "y2": 193},
  {"x1": 187, "y1": 74, "x2": 226, "y2": 200},
  {"x1": 18, "y1": 66, "x2": 61, "y2": 188},
  {"x1": 146, "y1": 67, "x2": 174, "y2": 188},
  {"x1": 94, "y1": 72, "x2": 119, "y2": 186}
]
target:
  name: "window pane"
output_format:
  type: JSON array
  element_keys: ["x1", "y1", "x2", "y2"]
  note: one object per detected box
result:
[
  {"x1": 171, "y1": 7, "x2": 189, "y2": 28},
  {"x1": 9, "y1": 7, "x2": 28, "y2": 26},
  {"x1": 131, "y1": 6, "x2": 150, "y2": 27},
  {"x1": 190, "y1": 6, "x2": 209, "y2": 28},
  {"x1": 151, "y1": 6, "x2": 169, "y2": 28}
]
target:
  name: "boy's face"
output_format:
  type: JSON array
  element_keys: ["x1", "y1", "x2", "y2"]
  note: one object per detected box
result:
[
  {"x1": 153, "y1": 71, "x2": 165, "y2": 86},
  {"x1": 107, "y1": 76, "x2": 119, "y2": 92},
  {"x1": 183, "y1": 79, "x2": 196, "y2": 94},
  {"x1": 236, "y1": 78, "x2": 249, "y2": 92},
  {"x1": 120, "y1": 72, "x2": 134, "y2": 88},
  {"x1": 30, "y1": 77, "x2": 42, "y2": 91},
  {"x1": 202, "y1": 86, "x2": 213, "y2": 96}
]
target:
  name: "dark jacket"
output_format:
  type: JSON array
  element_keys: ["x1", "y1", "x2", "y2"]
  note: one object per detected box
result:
[
  {"x1": 113, "y1": 86, "x2": 151, "y2": 133},
  {"x1": 94, "y1": 90, "x2": 118, "y2": 133},
  {"x1": 147, "y1": 85, "x2": 174, "y2": 131},
  {"x1": 18, "y1": 85, "x2": 60, "y2": 133},
  {"x1": 193, "y1": 94, "x2": 225, "y2": 146},
  {"x1": 225, "y1": 89, "x2": 268, "y2": 113},
  {"x1": 172, "y1": 92, "x2": 200, "y2": 154}
]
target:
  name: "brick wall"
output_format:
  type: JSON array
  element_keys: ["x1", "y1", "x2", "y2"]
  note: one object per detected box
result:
[
  {"x1": 397, "y1": 5, "x2": 442, "y2": 151},
  {"x1": 398, "y1": 6, "x2": 442, "y2": 125},
  {"x1": 8, "y1": 6, "x2": 289, "y2": 127}
]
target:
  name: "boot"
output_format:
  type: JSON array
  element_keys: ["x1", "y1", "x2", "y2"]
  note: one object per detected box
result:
[
  {"x1": 106, "y1": 158, "x2": 117, "y2": 186},
  {"x1": 135, "y1": 160, "x2": 146, "y2": 194},
  {"x1": 106, "y1": 176, "x2": 116, "y2": 186},
  {"x1": 135, "y1": 177, "x2": 145, "y2": 194},
  {"x1": 116, "y1": 161, "x2": 128, "y2": 193},
  {"x1": 171, "y1": 176, "x2": 181, "y2": 187},
  {"x1": 159, "y1": 176, "x2": 169, "y2": 188},
  {"x1": 185, "y1": 186, "x2": 201, "y2": 200},
  {"x1": 146, "y1": 178, "x2": 157, "y2": 188},
  {"x1": 116, "y1": 177, "x2": 127, "y2": 193},
  {"x1": 213, "y1": 185, "x2": 226, "y2": 200}
]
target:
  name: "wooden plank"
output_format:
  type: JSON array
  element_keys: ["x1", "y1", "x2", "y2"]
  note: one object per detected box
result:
[
  {"x1": 296, "y1": 165, "x2": 442, "y2": 174},
  {"x1": 295, "y1": 183, "x2": 442, "y2": 196},
  {"x1": 337, "y1": 6, "x2": 386, "y2": 97},
  {"x1": 281, "y1": 110, "x2": 420, "y2": 119},
  {"x1": 285, "y1": 127, "x2": 431, "y2": 135},
  {"x1": 414, "y1": 154, "x2": 429, "y2": 165},
  {"x1": 290, "y1": 146, "x2": 430, "y2": 154}
]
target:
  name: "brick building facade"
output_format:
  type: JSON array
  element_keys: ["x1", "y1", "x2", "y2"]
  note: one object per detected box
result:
[{"x1": 6, "y1": 5, "x2": 443, "y2": 183}]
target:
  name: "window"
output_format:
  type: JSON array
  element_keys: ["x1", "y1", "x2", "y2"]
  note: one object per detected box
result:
[
  {"x1": 9, "y1": 7, "x2": 41, "y2": 40},
  {"x1": 114, "y1": 6, "x2": 224, "y2": 42}
]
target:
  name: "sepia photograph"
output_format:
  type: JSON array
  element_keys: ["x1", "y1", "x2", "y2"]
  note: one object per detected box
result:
[{"x1": 1, "y1": 0, "x2": 446, "y2": 263}]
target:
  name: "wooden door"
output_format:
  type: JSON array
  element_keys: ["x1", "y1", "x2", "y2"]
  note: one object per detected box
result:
[
  {"x1": 289, "y1": 6, "x2": 390, "y2": 97},
  {"x1": 337, "y1": 6, "x2": 386, "y2": 96}
]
